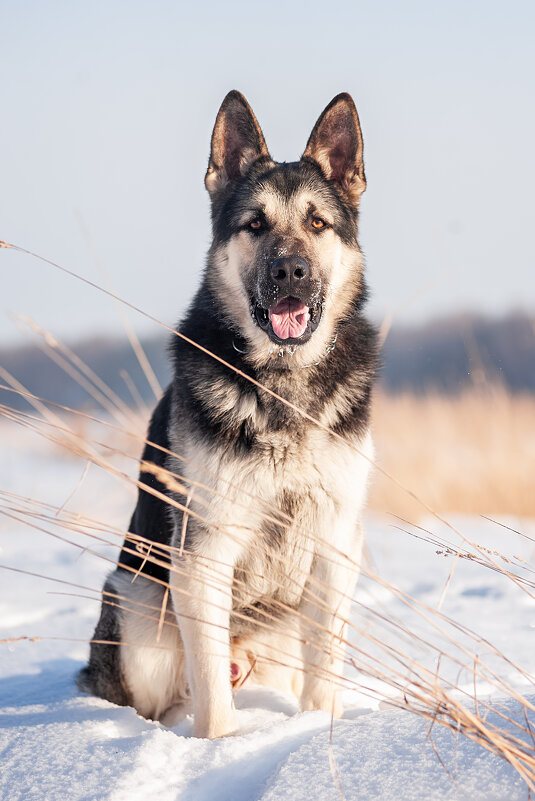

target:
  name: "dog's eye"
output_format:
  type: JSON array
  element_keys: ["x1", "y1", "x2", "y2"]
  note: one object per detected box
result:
[
  {"x1": 311, "y1": 217, "x2": 326, "y2": 230},
  {"x1": 249, "y1": 219, "x2": 263, "y2": 231}
]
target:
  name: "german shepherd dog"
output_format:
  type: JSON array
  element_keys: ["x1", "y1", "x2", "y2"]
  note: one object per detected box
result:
[{"x1": 79, "y1": 90, "x2": 378, "y2": 738}]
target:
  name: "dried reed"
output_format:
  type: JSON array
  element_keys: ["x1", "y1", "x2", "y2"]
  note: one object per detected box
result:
[{"x1": 1, "y1": 238, "x2": 535, "y2": 791}]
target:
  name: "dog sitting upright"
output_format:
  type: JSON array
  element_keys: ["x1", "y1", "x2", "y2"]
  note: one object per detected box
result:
[{"x1": 79, "y1": 90, "x2": 378, "y2": 738}]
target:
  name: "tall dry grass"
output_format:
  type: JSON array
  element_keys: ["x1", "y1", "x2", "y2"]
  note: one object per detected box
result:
[
  {"x1": 370, "y1": 387, "x2": 535, "y2": 520},
  {"x1": 1, "y1": 239, "x2": 535, "y2": 790}
]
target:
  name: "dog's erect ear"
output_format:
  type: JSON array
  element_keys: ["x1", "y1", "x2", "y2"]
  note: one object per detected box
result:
[
  {"x1": 205, "y1": 91, "x2": 270, "y2": 196},
  {"x1": 303, "y1": 93, "x2": 366, "y2": 205}
]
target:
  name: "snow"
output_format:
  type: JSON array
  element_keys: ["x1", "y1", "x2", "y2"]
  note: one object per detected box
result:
[{"x1": 1, "y1": 420, "x2": 534, "y2": 800}]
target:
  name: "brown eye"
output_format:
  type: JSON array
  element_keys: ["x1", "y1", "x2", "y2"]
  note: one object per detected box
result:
[
  {"x1": 311, "y1": 217, "x2": 326, "y2": 230},
  {"x1": 249, "y1": 219, "x2": 262, "y2": 230}
]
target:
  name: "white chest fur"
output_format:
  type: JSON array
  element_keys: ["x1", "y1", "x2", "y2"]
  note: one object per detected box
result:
[{"x1": 170, "y1": 424, "x2": 373, "y2": 613}]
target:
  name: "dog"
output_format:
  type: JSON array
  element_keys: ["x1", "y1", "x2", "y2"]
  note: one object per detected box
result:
[{"x1": 78, "y1": 90, "x2": 378, "y2": 739}]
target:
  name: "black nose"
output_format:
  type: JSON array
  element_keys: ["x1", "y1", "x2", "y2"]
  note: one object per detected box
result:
[{"x1": 269, "y1": 256, "x2": 310, "y2": 287}]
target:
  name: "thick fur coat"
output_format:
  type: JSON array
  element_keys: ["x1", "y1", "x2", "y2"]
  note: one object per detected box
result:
[{"x1": 79, "y1": 90, "x2": 378, "y2": 738}]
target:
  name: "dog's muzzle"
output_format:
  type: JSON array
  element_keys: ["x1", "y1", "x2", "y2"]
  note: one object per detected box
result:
[{"x1": 252, "y1": 256, "x2": 322, "y2": 345}]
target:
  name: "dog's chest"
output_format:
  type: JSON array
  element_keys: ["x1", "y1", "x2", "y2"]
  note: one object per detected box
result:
[
  {"x1": 231, "y1": 472, "x2": 318, "y2": 613},
  {"x1": 180, "y1": 425, "x2": 371, "y2": 614}
]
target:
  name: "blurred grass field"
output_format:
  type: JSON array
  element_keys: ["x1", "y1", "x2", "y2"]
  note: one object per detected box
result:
[{"x1": 369, "y1": 386, "x2": 535, "y2": 520}]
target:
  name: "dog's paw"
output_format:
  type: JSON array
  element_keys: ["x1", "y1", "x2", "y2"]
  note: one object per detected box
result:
[
  {"x1": 300, "y1": 684, "x2": 343, "y2": 718},
  {"x1": 194, "y1": 707, "x2": 237, "y2": 739},
  {"x1": 159, "y1": 701, "x2": 191, "y2": 728}
]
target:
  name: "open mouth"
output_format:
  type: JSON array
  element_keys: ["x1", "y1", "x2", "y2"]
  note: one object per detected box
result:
[
  {"x1": 270, "y1": 297, "x2": 309, "y2": 339},
  {"x1": 253, "y1": 296, "x2": 322, "y2": 344}
]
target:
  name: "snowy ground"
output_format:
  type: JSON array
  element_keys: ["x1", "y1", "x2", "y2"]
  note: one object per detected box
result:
[{"x1": 1, "y1": 419, "x2": 534, "y2": 800}]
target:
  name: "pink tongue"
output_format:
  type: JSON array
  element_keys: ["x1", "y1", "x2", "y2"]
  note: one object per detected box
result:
[{"x1": 269, "y1": 297, "x2": 310, "y2": 340}]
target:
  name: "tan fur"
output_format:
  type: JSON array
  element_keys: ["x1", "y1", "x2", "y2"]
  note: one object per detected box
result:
[
  {"x1": 208, "y1": 185, "x2": 364, "y2": 371},
  {"x1": 164, "y1": 420, "x2": 373, "y2": 736},
  {"x1": 87, "y1": 92, "x2": 376, "y2": 740}
]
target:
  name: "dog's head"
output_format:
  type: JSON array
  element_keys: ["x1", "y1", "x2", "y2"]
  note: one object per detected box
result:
[{"x1": 205, "y1": 91, "x2": 367, "y2": 368}]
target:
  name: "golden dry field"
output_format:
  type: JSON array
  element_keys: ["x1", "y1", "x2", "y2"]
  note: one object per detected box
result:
[{"x1": 369, "y1": 387, "x2": 535, "y2": 520}]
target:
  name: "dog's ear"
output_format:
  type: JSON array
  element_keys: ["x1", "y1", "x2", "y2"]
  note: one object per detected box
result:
[
  {"x1": 205, "y1": 91, "x2": 270, "y2": 196},
  {"x1": 303, "y1": 93, "x2": 366, "y2": 205}
]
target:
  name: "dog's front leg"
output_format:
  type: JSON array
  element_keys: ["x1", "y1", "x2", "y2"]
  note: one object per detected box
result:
[
  {"x1": 171, "y1": 544, "x2": 236, "y2": 739},
  {"x1": 299, "y1": 521, "x2": 363, "y2": 718}
]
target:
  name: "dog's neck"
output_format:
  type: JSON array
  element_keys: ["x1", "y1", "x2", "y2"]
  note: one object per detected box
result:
[{"x1": 232, "y1": 332, "x2": 339, "y2": 370}]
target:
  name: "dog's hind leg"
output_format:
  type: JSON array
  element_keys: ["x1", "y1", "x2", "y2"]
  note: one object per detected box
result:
[
  {"x1": 77, "y1": 573, "x2": 130, "y2": 707},
  {"x1": 80, "y1": 568, "x2": 187, "y2": 722},
  {"x1": 114, "y1": 569, "x2": 187, "y2": 721}
]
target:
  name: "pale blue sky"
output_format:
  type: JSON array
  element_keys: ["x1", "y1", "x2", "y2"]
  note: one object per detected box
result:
[{"x1": 1, "y1": 0, "x2": 533, "y2": 345}]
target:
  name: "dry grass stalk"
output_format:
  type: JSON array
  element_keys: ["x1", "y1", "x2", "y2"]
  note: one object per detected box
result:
[
  {"x1": 73, "y1": 208, "x2": 162, "y2": 403},
  {"x1": 1, "y1": 240, "x2": 535, "y2": 788},
  {"x1": 3, "y1": 482, "x2": 535, "y2": 785},
  {"x1": 0, "y1": 378, "x2": 532, "y2": 640},
  {"x1": 0, "y1": 382, "x2": 530, "y2": 643},
  {"x1": 13, "y1": 314, "x2": 137, "y2": 427},
  {"x1": 0, "y1": 241, "x2": 488, "y2": 540}
]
